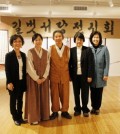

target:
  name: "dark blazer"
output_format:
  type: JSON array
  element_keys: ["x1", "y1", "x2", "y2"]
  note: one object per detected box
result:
[
  {"x1": 69, "y1": 46, "x2": 94, "y2": 82},
  {"x1": 5, "y1": 50, "x2": 26, "y2": 92}
]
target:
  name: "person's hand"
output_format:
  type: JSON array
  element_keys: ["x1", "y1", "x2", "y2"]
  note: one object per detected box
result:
[
  {"x1": 36, "y1": 79, "x2": 42, "y2": 84},
  {"x1": 36, "y1": 78, "x2": 46, "y2": 84},
  {"x1": 7, "y1": 83, "x2": 14, "y2": 91},
  {"x1": 41, "y1": 77, "x2": 45, "y2": 83},
  {"x1": 103, "y1": 76, "x2": 108, "y2": 81},
  {"x1": 87, "y1": 77, "x2": 92, "y2": 83}
]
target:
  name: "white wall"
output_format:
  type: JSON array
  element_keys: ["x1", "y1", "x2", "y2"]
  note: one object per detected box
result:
[
  {"x1": 106, "y1": 39, "x2": 120, "y2": 76},
  {"x1": 0, "y1": 30, "x2": 8, "y2": 64},
  {"x1": 8, "y1": 37, "x2": 120, "y2": 76},
  {"x1": 20, "y1": 37, "x2": 71, "y2": 55},
  {"x1": 9, "y1": 37, "x2": 48, "y2": 55},
  {"x1": 70, "y1": 38, "x2": 120, "y2": 76}
]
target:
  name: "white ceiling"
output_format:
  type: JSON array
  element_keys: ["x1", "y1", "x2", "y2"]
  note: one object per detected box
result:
[{"x1": 0, "y1": 0, "x2": 120, "y2": 18}]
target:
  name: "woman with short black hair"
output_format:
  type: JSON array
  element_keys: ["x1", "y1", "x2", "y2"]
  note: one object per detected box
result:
[
  {"x1": 5, "y1": 34, "x2": 26, "y2": 126},
  {"x1": 24, "y1": 33, "x2": 50, "y2": 124},
  {"x1": 69, "y1": 31, "x2": 94, "y2": 117}
]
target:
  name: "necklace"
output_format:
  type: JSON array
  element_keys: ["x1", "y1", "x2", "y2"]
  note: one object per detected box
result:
[{"x1": 17, "y1": 55, "x2": 21, "y2": 59}]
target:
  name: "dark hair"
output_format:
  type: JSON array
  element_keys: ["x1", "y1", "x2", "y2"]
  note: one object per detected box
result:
[
  {"x1": 53, "y1": 30, "x2": 64, "y2": 39},
  {"x1": 74, "y1": 32, "x2": 85, "y2": 43},
  {"x1": 89, "y1": 31, "x2": 102, "y2": 46},
  {"x1": 10, "y1": 34, "x2": 24, "y2": 46},
  {"x1": 32, "y1": 33, "x2": 43, "y2": 43}
]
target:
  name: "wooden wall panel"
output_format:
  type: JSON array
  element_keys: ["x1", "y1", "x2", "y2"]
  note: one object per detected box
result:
[{"x1": 1, "y1": 16, "x2": 120, "y2": 38}]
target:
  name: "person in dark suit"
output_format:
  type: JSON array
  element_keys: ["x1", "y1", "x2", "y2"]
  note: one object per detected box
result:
[
  {"x1": 5, "y1": 34, "x2": 26, "y2": 126},
  {"x1": 69, "y1": 31, "x2": 94, "y2": 117}
]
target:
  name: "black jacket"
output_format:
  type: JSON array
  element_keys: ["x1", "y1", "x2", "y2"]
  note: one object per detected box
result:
[
  {"x1": 5, "y1": 50, "x2": 26, "y2": 92},
  {"x1": 69, "y1": 46, "x2": 94, "y2": 81}
]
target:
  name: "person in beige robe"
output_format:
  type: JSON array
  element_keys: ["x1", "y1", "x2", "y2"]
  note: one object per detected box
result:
[
  {"x1": 49, "y1": 30, "x2": 72, "y2": 120},
  {"x1": 24, "y1": 33, "x2": 50, "y2": 125}
]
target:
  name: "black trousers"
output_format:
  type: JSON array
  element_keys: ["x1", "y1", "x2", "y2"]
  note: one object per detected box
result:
[
  {"x1": 72, "y1": 75, "x2": 89, "y2": 113},
  {"x1": 9, "y1": 80, "x2": 24, "y2": 121},
  {"x1": 90, "y1": 87, "x2": 103, "y2": 110}
]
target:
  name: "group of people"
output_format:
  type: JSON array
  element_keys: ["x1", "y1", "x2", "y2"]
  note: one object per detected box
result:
[{"x1": 5, "y1": 30, "x2": 110, "y2": 126}]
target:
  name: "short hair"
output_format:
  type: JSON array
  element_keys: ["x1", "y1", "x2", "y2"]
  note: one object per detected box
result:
[
  {"x1": 10, "y1": 34, "x2": 24, "y2": 46},
  {"x1": 74, "y1": 32, "x2": 85, "y2": 43},
  {"x1": 53, "y1": 30, "x2": 64, "y2": 39},
  {"x1": 32, "y1": 33, "x2": 43, "y2": 43},
  {"x1": 89, "y1": 31, "x2": 102, "y2": 46}
]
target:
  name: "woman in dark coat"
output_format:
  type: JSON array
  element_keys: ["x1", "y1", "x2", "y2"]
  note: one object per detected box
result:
[
  {"x1": 69, "y1": 32, "x2": 94, "y2": 117},
  {"x1": 5, "y1": 34, "x2": 26, "y2": 126}
]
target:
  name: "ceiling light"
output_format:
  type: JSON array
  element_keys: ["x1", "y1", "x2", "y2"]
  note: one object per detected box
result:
[{"x1": 109, "y1": 0, "x2": 114, "y2": 7}]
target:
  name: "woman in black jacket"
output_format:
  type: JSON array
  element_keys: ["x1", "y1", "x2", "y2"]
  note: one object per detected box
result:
[
  {"x1": 5, "y1": 34, "x2": 26, "y2": 126},
  {"x1": 69, "y1": 32, "x2": 94, "y2": 117}
]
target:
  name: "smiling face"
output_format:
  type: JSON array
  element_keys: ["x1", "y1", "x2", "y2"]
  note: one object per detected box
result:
[
  {"x1": 53, "y1": 32, "x2": 64, "y2": 45},
  {"x1": 12, "y1": 37, "x2": 22, "y2": 51},
  {"x1": 92, "y1": 34, "x2": 100, "y2": 46},
  {"x1": 33, "y1": 36, "x2": 43, "y2": 48}
]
